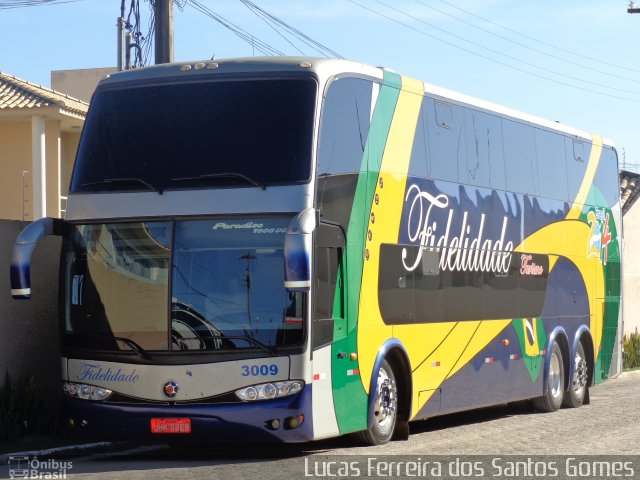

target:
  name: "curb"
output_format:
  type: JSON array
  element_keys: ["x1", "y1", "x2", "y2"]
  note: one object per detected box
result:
[
  {"x1": 0, "y1": 441, "x2": 130, "y2": 464},
  {"x1": 619, "y1": 369, "x2": 640, "y2": 378}
]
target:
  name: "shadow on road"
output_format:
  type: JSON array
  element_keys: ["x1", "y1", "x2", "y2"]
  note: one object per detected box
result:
[{"x1": 21, "y1": 401, "x2": 539, "y2": 476}]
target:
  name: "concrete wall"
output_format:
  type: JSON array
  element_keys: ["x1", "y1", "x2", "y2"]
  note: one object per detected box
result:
[
  {"x1": 623, "y1": 203, "x2": 640, "y2": 337},
  {"x1": 0, "y1": 220, "x2": 61, "y2": 391},
  {"x1": 51, "y1": 67, "x2": 116, "y2": 103},
  {"x1": 0, "y1": 121, "x2": 31, "y2": 220},
  {"x1": 0, "y1": 120, "x2": 79, "y2": 220}
]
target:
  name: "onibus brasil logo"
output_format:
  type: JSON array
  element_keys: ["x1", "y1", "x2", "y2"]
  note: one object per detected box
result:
[{"x1": 8, "y1": 456, "x2": 72, "y2": 479}]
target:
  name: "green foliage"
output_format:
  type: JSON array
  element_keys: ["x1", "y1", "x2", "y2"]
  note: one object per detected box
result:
[
  {"x1": 0, "y1": 371, "x2": 60, "y2": 443},
  {"x1": 623, "y1": 330, "x2": 640, "y2": 370}
]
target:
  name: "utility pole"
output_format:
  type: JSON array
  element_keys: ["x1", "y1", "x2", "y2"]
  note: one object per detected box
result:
[
  {"x1": 117, "y1": 1, "x2": 126, "y2": 70},
  {"x1": 155, "y1": 0, "x2": 174, "y2": 64},
  {"x1": 629, "y1": 1, "x2": 640, "y2": 13}
]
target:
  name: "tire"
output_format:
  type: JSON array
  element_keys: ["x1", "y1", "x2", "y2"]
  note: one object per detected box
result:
[
  {"x1": 532, "y1": 342, "x2": 564, "y2": 412},
  {"x1": 562, "y1": 341, "x2": 589, "y2": 408},
  {"x1": 357, "y1": 359, "x2": 398, "y2": 445}
]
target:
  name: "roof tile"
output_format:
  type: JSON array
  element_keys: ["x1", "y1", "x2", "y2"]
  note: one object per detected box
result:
[{"x1": 0, "y1": 71, "x2": 88, "y2": 116}]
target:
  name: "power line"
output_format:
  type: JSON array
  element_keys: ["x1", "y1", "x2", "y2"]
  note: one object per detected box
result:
[
  {"x1": 0, "y1": 0, "x2": 78, "y2": 8},
  {"x1": 346, "y1": 0, "x2": 640, "y2": 103},
  {"x1": 126, "y1": 0, "x2": 144, "y2": 67},
  {"x1": 371, "y1": 0, "x2": 640, "y2": 96},
  {"x1": 119, "y1": 0, "x2": 154, "y2": 68},
  {"x1": 411, "y1": 0, "x2": 640, "y2": 85},
  {"x1": 429, "y1": 0, "x2": 640, "y2": 75},
  {"x1": 188, "y1": 0, "x2": 285, "y2": 56},
  {"x1": 141, "y1": 5, "x2": 155, "y2": 66},
  {"x1": 240, "y1": 0, "x2": 344, "y2": 58},
  {"x1": 241, "y1": 1, "x2": 306, "y2": 55},
  {"x1": 135, "y1": 0, "x2": 156, "y2": 67}
]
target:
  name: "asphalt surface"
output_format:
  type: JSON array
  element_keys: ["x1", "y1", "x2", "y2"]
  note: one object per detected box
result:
[{"x1": 1, "y1": 372, "x2": 639, "y2": 479}]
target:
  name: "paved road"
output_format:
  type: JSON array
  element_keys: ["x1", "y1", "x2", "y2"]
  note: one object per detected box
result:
[{"x1": 2, "y1": 373, "x2": 639, "y2": 479}]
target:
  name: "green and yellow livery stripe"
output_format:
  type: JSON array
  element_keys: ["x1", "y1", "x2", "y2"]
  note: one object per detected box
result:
[
  {"x1": 331, "y1": 71, "x2": 404, "y2": 433},
  {"x1": 337, "y1": 68, "x2": 611, "y2": 426},
  {"x1": 357, "y1": 75, "x2": 424, "y2": 395}
]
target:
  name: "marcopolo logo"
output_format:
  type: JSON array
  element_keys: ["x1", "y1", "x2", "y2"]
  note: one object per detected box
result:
[
  {"x1": 213, "y1": 222, "x2": 263, "y2": 230},
  {"x1": 212, "y1": 222, "x2": 287, "y2": 234},
  {"x1": 9, "y1": 456, "x2": 72, "y2": 479},
  {"x1": 163, "y1": 380, "x2": 179, "y2": 399},
  {"x1": 76, "y1": 363, "x2": 139, "y2": 383}
]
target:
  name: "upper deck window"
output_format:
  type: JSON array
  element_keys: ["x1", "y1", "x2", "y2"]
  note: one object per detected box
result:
[{"x1": 71, "y1": 76, "x2": 317, "y2": 193}]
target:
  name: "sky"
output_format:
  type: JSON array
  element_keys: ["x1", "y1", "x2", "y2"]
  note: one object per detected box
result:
[{"x1": 1, "y1": 0, "x2": 639, "y2": 168}]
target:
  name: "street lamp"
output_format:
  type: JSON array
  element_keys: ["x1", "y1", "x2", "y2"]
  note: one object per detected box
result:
[{"x1": 629, "y1": 1, "x2": 640, "y2": 13}]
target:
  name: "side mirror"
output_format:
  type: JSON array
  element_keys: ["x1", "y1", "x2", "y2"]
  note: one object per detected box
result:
[
  {"x1": 283, "y1": 208, "x2": 316, "y2": 292},
  {"x1": 10, "y1": 217, "x2": 64, "y2": 299}
]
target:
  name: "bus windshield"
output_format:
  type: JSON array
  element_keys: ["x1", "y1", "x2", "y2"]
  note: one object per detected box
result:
[
  {"x1": 63, "y1": 218, "x2": 305, "y2": 353},
  {"x1": 70, "y1": 77, "x2": 317, "y2": 193}
]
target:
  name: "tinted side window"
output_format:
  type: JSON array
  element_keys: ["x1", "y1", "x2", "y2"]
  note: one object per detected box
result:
[
  {"x1": 573, "y1": 139, "x2": 587, "y2": 162},
  {"x1": 503, "y1": 119, "x2": 537, "y2": 196},
  {"x1": 535, "y1": 129, "x2": 568, "y2": 201},
  {"x1": 314, "y1": 222, "x2": 346, "y2": 348},
  {"x1": 316, "y1": 77, "x2": 373, "y2": 230},
  {"x1": 378, "y1": 244, "x2": 549, "y2": 324},
  {"x1": 565, "y1": 137, "x2": 589, "y2": 202},
  {"x1": 314, "y1": 247, "x2": 341, "y2": 320},
  {"x1": 593, "y1": 147, "x2": 620, "y2": 208},
  {"x1": 408, "y1": 97, "x2": 430, "y2": 178},
  {"x1": 317, "y1": 77, "x2": 373, "y2": 176},
  {"x1": 435, "y1": 101, "x2": 452, "y2": 128},
  {"x1": 461, "y1": 109, "x2": 505, "y2": 190},
  {"x1": 425, "y1": 98, "x2": 462, "y2": 183}
]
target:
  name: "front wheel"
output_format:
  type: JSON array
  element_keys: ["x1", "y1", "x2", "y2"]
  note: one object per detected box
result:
[
  {"x1": 562, "y1": 341, "x2": 589, "y2": 408},
  {"x1": 357, "y1": 359, "x2": 398, "y2": 445},
  {"x1": 532, "y1": 342, "x2": 564, "y2": 412}
]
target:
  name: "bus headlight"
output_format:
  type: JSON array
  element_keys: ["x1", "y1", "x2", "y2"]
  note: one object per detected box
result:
[
  {"x1": 63, "y1": 382, "x2": 112, "y2": 401},
  {"x1": 235, "y1": 380, "x2": 304, "y2": 401}
]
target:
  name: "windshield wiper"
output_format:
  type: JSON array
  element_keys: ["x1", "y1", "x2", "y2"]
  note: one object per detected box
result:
[
  {"x1": 80, "y1": 177, "x2": 160, "y2": 193},
  {"x1": 176, "y1": 334, "x2": 279, "y2": 356},
  {"x1": 221, "y1": 335, "x2": 279, "y2": 356},
  {"x1": 170, "y1": 172, "x2": 266, "y2": 190},
  {"x1": 66, "y1": 332, "x2": 150, "y2": 360}
]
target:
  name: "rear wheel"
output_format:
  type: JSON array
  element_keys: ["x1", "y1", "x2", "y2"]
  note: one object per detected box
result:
[
  {"x1": 562, "y1": 341, "x2": 588, "y2": 408},
  {"x1": 532, "y1": 342, "x2": 564, "y2": 412},
  {"x1": 358, "y1": 359, "x2": 398, "y2": 445}
]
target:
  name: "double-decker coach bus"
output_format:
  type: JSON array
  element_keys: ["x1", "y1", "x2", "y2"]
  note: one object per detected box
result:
[{"x1": 10, "y1": 57, "x2": 622, "y2": 445}]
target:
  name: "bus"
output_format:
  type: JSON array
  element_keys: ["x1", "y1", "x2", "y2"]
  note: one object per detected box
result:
[{"x1": 10, "y1": 57, "x2": 622, "y2": 445}]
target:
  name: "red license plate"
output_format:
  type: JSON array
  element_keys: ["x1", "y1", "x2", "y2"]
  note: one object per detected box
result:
[{"x1": 150, "y1": 418, "x2": 191, "y2": 434}]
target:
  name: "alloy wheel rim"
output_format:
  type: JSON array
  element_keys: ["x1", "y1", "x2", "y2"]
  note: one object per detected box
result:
[
  {"x1": 374, "y1": 366, "x2": 397, "y2": 428},
  {"x1": 572, "y1": 351, "x2": 588, "y2": 397},
  {"x1": 549, "y1": 352, "x2": 562, "y2": 400}
]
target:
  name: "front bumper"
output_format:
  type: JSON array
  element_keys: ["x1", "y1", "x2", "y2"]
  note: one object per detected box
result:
[{"x1": 64, "y1": 384, "x2": 313, "y2": 443}]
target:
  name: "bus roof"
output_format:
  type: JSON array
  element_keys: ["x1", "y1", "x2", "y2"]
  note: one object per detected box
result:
[{"x1": 99, "y1": 56, "x2": 615, "y2": 150}]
